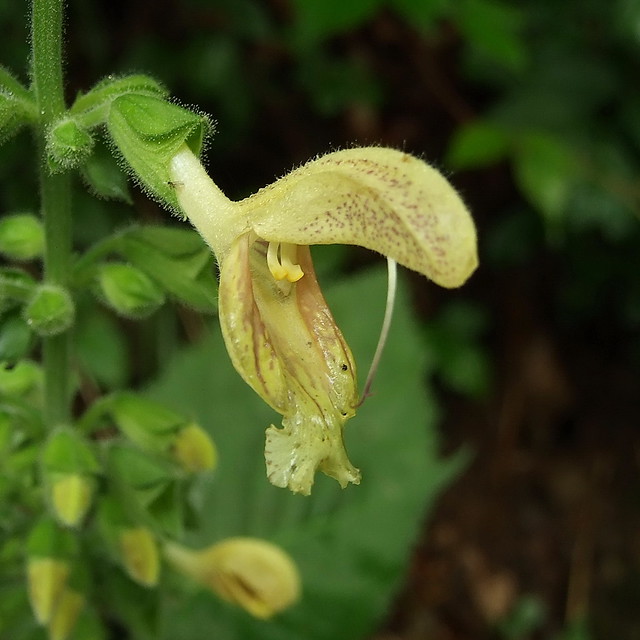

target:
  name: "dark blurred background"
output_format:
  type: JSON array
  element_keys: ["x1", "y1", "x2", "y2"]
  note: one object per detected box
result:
[{"x1": 3, "y1": 0, "x2": 640, "y2": 638}]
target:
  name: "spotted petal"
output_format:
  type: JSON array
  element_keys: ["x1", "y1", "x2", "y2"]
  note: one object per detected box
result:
[{"x1": 242, "y1": 147, "x2": 477, "y2": 288}]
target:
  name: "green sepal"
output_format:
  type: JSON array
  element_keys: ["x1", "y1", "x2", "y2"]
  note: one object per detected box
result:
[
  {"x1": 46, "y1": 118, "x2": 94, "y2": 172},
  {"x1": 108, "y1": 391, "x2": 185, "y2": 453},
  {"x1": 107, "y1": 94, "x2": 211, "y2": 210},
  {"x1": 70, "y1": 74, "x2": 167, "y2": 129},
  {"x1": 26, "y1": 516, "x2": 79, "y2": 559},
  {"x1": 97, "y1": 262, "x2": 165, "y2": 319},
  {"x1": 23, "y1": 284, "x2": 75, "y2": 336},
  {"x1": 0, "y1": 66, "x2": 36, "y2": 144},
  {"x1": 43, "y1": 427, "x2": 100, "y2": 475},
  {"x1": 81, "y1": 138, "x2": 132, "y2": 203},
  {"x1": 0, "y1": 213, "x2": 45, "y2": 261},
  {"x1": 107, "y1": 443, "x2": 175, "y2": 492},
  {"x1": 0, "y1": 312, "x2": 34, "y2": 362},
  {"x1": 117, "y1": 226, "x2": 217, "y2": 313}
]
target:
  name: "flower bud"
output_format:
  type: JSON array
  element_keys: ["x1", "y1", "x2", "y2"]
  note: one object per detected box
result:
[
  {"x1": 43, "y1": 429, "x2": 99, "y2": 526},
  {"x1": 50, "y1": 473, "x2": 94, "y2": 528},
  {"x1": 46, "y1": 118, "x2": 94, "y2": 171},
  {"x1": 170, "y1": 423, "x2": 217, "y2": 473},
  {"x1": 27, "y1": 557, "x2": 70, "y2": 625},
  {"x1": 97, "y1": 262, "x2": 165, "y2": 318},
  {"x1": 0, "y1": 312, "x2": 33, "y2": 361},
  {"x1": 118, "y1": 526, "x2": 160, "y2": 587},
  {"x1": 164, "y1": 537, "x2": 300, "y2": 619},
  {"x1": 26, "y1": 518, "x2": 78, "y2": 625},
  {"x1": 47, "y1": 587, "x2": 85, "y2": 640},
  {"x1": 0, "y1": 359, "x2": 41, "y2": 396},
  {"x1": 0, "y1": 213, "x2": 44, "y2": 261},
  {"x1": 23, "y1": 284, "x2": 74, "y2": 336}
]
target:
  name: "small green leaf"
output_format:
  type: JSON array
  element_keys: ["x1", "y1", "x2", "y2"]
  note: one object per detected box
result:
[
  {"x1": 454, "y1": 0, "x2": 528, "y2": 71},
  {"x1": 291, "y1": 0, "x2": 384, "y2": 46},
  {"x1": 0, "y1": 66, "x2": 36, "y2": 144}
]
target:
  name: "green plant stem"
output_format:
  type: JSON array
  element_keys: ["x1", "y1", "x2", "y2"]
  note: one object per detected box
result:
[{"x1": 31, "y1": 0, "x2": 73, "y2": 427}]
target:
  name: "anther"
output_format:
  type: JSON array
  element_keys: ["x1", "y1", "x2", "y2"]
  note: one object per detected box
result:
[{"x1": 267, "y1": 242, "x2": 304, "y2": 283}]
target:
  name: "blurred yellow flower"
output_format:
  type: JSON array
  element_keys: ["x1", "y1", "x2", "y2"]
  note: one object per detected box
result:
[{"x1": 164, "y1": 537, "x2": 300, "y2": 619}]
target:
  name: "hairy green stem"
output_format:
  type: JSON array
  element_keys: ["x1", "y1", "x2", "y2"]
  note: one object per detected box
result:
[{"x1": 31, "y1": 0, "x2": 73, "y2": 427}]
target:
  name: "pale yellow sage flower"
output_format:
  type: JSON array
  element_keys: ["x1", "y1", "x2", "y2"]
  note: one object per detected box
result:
[
  {"x1": 169, "y1": 146, "x2": 477, "y2": 495},
  {"x1": 164, "y1": 537, "x2": 300, "y2": 619}
]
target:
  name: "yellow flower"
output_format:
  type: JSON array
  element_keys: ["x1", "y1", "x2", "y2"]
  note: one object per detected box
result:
[
  {"x1": 164, "y1": 537, "x2": 300, "y2": 619},
  {"x1": 170, "y1": 146, "x2": 477, "y2": 495}
]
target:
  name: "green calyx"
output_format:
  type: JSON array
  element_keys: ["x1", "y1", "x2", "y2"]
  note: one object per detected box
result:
[{"x1": 106, "y1": 94, "x2": 211, "y2": 210}]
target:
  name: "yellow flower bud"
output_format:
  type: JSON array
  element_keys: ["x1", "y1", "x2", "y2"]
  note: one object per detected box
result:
[
  {"x1": 164, "y1": 537, "x2": 300, "y2": 619},
  {"x1": 47, "y1": 588, "x2": 84, "y2": 640},
  {"x1": 27, "y1": 558, "x2": 70, "y2": 625},
  {"x1": 171, "y1": 423, "x2": 217, "y2": 472},
  {"x1": 51, "y1": 474, "x2": 93, "y2": 527},
  {"x1": 118, "y1": 527, "x2": 160, "y2": 587}
]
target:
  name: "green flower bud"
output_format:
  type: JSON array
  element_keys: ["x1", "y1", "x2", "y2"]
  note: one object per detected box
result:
[
  {"x1": 46, "y1": 118, "x2": 94, "y2": 172},
  {"x1": 0, "y1": 213, "x2": 44, "y2": 260},
  {"x1": 117, "y1": 226, "x2": 217, "y2": 313},
  {"x1": 26, "y1": 518, "x2": 78, "y2": 625},
  {"x1": 107, "y1": 93, "x2": 210, "y2": 210},
  {"x1": 0, "y1": 359, "x2": 41, "y2": 396},
  {"x1": 47, "y1": 587, "x2": 85, "y2": 640},
  {"x1": 27, "y1": 557, "x2": 70, "y2": 625},
  {"x1": 97, "y1": 262, "x2": 165, "y2": 318},
  {"x1": 171, "y1": 423, "x2": 217, "y2": 473},
  {"x1": 118, "y1": 526, "x2": 160, "y2": 587},
  {"x1": 43, "y1": 428, "x2": 99, "y2": 526},
  {"x1": 23, "y1": 284, "x2": 74, "y2": 336},
  {"x1": 0, "y1": 312, "x2": 33, "y2": 362},
  {"x1": 50, "y1": 473, "x2": 94, "y2": 528},
  {"x1": 109, "y1": 392, "x2": 184, "y2": 452},
  {"x1": 107, "y1": 393, "x2": 213, "y2": 472},
  {"x1": 43, "y1": 428, "x2": 100, "y2": 476}
]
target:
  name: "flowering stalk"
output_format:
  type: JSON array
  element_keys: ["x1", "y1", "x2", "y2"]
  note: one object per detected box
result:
[{"x1": 30, "y1": 0, "x2": 73, "y2": 428}]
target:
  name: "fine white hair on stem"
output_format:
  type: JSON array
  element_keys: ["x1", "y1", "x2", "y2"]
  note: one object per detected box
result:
[{"x1": 359, "y1": 257, "x2": 398, "y2": 406}]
